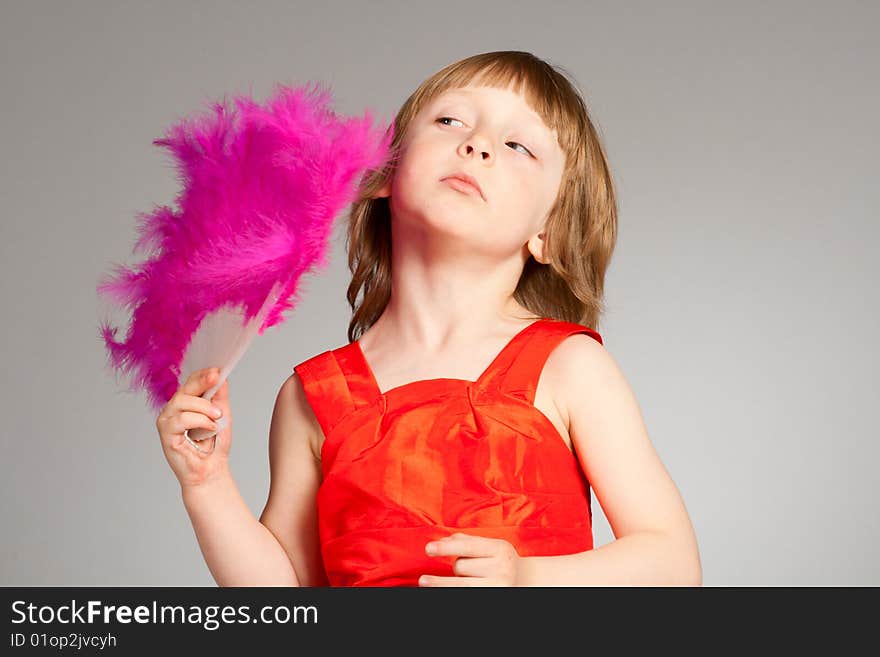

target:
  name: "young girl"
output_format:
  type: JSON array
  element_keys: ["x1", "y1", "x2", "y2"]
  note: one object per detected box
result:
[{"x1": 156, "y1": 51, "x2": 701, "y2": 587}]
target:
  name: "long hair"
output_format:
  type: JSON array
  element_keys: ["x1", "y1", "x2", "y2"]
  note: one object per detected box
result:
[{"x1": 345, "y1": 50, "x2": 618, "y2": 343}]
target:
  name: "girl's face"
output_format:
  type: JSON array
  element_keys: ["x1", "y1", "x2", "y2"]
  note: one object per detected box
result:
[{"x1": 378, "y1": 83, "x2": 566, "y2": 262}]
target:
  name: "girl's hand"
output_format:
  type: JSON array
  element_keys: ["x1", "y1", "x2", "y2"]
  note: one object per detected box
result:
[
  {"x1": 155, "y1": 367, "x2": 234, "y2": 490},
  {"x1": 420, "y1": 533, "x2": 523, "y2": 586}
]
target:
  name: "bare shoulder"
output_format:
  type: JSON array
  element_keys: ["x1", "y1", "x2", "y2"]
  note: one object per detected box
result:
[
  {"x1": 545, "y1": 332, "x2": 648, "y2": 464},
  {"x1": 544, "y1": 332, "x2": 613, "y2": 428},
  {"x1": 275, "y1": 372, "x2": 323, "y2": 462}
]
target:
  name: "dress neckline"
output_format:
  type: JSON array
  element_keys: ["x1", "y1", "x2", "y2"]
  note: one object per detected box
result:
[{"x1": 352, "y1": 317, "x2": 548, "y2": 398}]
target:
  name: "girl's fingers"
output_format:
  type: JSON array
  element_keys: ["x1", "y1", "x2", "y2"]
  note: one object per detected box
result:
[
  {"x1": 180, "y1": 368, "x2": 220, "y2": 396},
  {"x1": 449, "y1": 556, "x2": 496, "y2": 578},
  {"x1": 164, "y1": 396, "x2": 222, "y2": 419},
  {"x1": 419, "y1": 575, "x2": 482, "y2": 587},
  {"x1": 172, "y1": 411, "x2": 219, "y2": 438},
  {"x1": 156, "y1": 368, "x2": 230, "y2": 457},
  {"x1": 197, "y1": 397, "x2": 224, "y2": 421}
]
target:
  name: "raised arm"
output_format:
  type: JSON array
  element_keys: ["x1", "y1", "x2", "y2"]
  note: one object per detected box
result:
[{"x1": 180, "y1": 372, "x2": 324, "y2": 586}]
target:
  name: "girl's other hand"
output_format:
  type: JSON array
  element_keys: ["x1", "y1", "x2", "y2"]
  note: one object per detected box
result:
[
  {"x1": 420, "y1": 533, "x2": 523, "y2": 586},
  {"x1": 155, "y1": 367, "x2": 234, "y2": 490}
]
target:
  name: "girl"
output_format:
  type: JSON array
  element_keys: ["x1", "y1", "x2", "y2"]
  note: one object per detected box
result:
[{"x1": 156, "y1": 51, "x2": 702, "y2": 587}]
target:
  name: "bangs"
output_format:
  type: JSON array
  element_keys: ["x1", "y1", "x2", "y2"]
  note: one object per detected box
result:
[{"x1": 410, "y1": 52, "x2": 585, "y2": 162}]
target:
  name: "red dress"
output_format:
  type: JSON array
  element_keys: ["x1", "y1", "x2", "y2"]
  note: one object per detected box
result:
[{"x1": 293, "y1": 317, "x2": 603, "y2": 586}]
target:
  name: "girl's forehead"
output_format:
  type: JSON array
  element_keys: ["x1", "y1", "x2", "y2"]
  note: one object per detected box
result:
[
  {"x1": 431, "y1": 84, "x2": 527, "y2": 107},
  {"x1": 427, "y1": 85, "x2": 550, "y2": 131}
]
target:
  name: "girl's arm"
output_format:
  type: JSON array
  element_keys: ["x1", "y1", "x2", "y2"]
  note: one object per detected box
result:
[
  {"x1": 182, "y1": 472, "x2": 300, "y2": 586},
  {"x1": 182, "y1": 373, "x2": 324, "y2": 587},
  {"x1": 520, "y1": 335, "x2": 702, "y2": 586},
  {"x1": 258, "y1": 373, "x2": 328, "y2": 586}
]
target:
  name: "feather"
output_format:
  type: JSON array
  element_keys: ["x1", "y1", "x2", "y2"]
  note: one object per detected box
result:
[{"x1": 96, "y1": 81, "x2": 393, "y2": 417}]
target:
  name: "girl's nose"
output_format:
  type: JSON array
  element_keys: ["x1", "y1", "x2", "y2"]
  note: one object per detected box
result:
[{"x1": 463, "y1": 143, "x2": 491, "y2": 160}]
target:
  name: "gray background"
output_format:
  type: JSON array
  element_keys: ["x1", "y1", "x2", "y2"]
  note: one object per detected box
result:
[{"x1": 1, "y1": 0, "x2": 876, "y2": 586}]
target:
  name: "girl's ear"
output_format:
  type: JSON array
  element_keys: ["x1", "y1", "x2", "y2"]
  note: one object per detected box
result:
[
  {"x1": 527, "y1": 231, "x2": 550, "y2": 264},
  {"x1": 371, "y1": 179, "x2": 392, "y2": 199}
]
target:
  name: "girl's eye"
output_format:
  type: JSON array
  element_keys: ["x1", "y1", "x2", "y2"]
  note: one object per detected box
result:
[
  {"x1": 436, "y1": 117, "x2": 535, "y2": 158},
  {"x1": 437, "y1": 116, "x2": 464, "y2": 127},
  {"x1": 507, "y1": 141, "x2": 534, "y2": 158}
]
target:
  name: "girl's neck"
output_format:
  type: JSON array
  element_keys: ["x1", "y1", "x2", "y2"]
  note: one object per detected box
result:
[{"x1": 362, "y1": 299, "x2": 541, "y2": 354}]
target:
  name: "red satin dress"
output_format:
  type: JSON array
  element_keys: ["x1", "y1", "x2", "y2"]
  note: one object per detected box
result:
[{"x1": 293, "y1": 317, "x2": 603, "y2": 586}]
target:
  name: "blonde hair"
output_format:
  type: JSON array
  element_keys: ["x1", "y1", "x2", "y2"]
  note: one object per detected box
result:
[{"x1": 345, "y1": 50, "x2": 618, "y2": 343}]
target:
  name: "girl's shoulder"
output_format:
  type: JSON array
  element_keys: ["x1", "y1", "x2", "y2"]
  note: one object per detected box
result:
[
  {"x1": 271, "y1": 370, "x2": 325, "y2": 465},
  {"x1": 536, "y1": 325, "x2": 606, "y2": 429}
]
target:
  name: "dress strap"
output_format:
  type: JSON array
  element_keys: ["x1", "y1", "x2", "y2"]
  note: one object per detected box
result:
[
  {"x1": 484, "y1": 319, "x2": 603, "y2": 404},
  {"x1": 293, "y1": 345, "x2": 378, "y2": 438}
]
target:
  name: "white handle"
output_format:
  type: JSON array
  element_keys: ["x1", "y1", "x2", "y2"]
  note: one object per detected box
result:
[{"x1": 183, "y1": 280, "x2": 286, "y2": 444}]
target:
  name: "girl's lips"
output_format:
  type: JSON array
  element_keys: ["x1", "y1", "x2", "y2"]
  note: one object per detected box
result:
[{"x1": 442, "y1": 177, "x2": 484, "y2": 200}]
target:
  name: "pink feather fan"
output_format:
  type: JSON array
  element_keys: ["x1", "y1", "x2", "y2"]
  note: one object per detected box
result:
[{"x1": 97, "y1": 81, "x2": 393, "y2": 439}]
